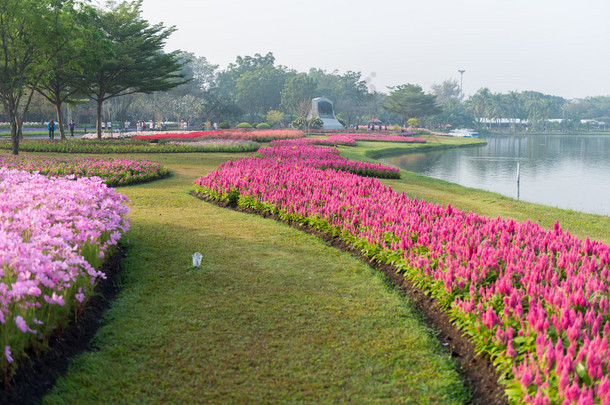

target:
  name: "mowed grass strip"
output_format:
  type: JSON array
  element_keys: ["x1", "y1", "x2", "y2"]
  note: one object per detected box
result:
[{"x1": 42, "y1": 152, "x2": 469, "y2": 404}]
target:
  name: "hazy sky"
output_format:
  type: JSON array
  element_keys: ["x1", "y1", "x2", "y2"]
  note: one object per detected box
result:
[{"x1": 140, "y1": 0, "x2": 610, "y2": 99}]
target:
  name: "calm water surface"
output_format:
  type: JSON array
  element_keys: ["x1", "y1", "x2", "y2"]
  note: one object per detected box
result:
[{"x1": 382, "y1": 134, "x2": 610, "y2": 216}]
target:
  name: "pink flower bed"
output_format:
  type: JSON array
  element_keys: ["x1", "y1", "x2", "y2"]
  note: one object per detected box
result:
[
  {"x1": 257, "y1": 145, "x2": 400, "y2": 178},
  {"x1": 0, "y1": 169, "x2": 130, "y2": 379},
  {"x1": 132, "y1": 129, "x2": 303, "y2": 142},
  {"x1": 339, "y1": 133, "x2": 426, "y2": 143},
  {"x1": 194, "y1": 149, "x2": 610, "y2": 404},
  {"x1": 0, "y1": 155, "x2": 168, "y2": 186},
  {"x1": 270, "y1": 137, "x2": 357, "y2": 147}
]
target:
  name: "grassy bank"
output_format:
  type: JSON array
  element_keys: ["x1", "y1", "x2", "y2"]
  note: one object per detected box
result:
[{"x1": 41, "y1": 152, "x2": 468, "y2": 404}]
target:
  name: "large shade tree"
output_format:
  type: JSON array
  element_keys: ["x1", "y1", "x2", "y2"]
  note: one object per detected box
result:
[
  {"x1": 382, "y1": 84, "x2": 440, "y2": 125},
  {"x1": 82, "y1": 0, "x2": 189, "y2": 138},
  {"x1": 0, "y1": 0, "x2": 78, "y2": 154},
  {"x1": 33, "y1": 3, "x2": 102, "y2": 139}
]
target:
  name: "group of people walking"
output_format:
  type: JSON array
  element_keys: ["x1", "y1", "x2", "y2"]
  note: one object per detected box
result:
[{"x1": 48, "y1": 119, "x2": 76, "y2": 139}]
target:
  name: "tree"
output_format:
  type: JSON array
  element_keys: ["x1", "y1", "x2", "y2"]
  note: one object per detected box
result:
[
  {"x1": 81, "y1": 0, "x2": 189, "y2": 138},
  {"x1": 0, "y1": 0, "x2": 76, "y2": 154},
  {"x1": 33, "y1": 3, "x2": 102, "y2": 139},
  {"x1": 381, "y1": 84, "x2": 440, "y2": 126},
  {"x1": 265, "y1": 110, "x2": 284, "y2": 127},
  {"x1": 467, "y1": 88, "x2": 492, "y2": 130},
  {"x1": 280, "y1": 73, "x2": 317, "y2": 118},
  {"x1": 235, "y1": 64, "x2": 286, "y2": 122},
  {"x1": 431, "y1": 79, "x2": 461, "y2": 106}
]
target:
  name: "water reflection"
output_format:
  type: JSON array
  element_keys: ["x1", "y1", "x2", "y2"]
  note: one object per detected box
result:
[{"x1": 382, "y1": 135, "x2": 610, "y2": 216}]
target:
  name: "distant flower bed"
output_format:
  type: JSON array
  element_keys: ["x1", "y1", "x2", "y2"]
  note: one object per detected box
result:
[
  {"x1": 0, "y1": 139, "x2": 253, "y2": 154},
  {"x1": 165, "y1": 139, "x2": 260, "y2": 152},
  {"x1": 0, "y1": 155, "x2": 168, "y2": 186},
  {"x1": 270, "y1": 137, "x2": 357, "y2": 147},
  {"x1": 0, "y1": 168, "x2": 130, "y2": 381},
  {"x1": 343, "y1": 133, "x2": 426, "y2": 143},
  {"x1": 257, "y1": 144, "x2": 400, "y2": 179},
  {"x1": 132, "y1": 129, "x2": 304, "y2": 142},
  {"x1": 269, "y1": 133, "x2": 426, "y2": 148}
]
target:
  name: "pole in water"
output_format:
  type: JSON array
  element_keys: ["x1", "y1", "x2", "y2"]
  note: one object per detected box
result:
[{"x1": 516, "y1": 162, "x2": 521, "y2": 200}]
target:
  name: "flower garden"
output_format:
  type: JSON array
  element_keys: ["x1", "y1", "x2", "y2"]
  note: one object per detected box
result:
[
  {"x1": 2, "y1": 128, "x2": 609, "y2": 403},
  {"x1": 0, "y1": 155, "x2": 169, "y2": 186},
  {"x1": 194, "y1": 141, "x2": 610, "y2": 404},
  {"x1": 132, "y1": 129, "x2": 304, "y2": 142},
  {"x1": 0, "y1": 168, "x2": 130, "y2": 381},
  {"x1": 0, "y1": 138, "x2": 261, "y2": 154}
]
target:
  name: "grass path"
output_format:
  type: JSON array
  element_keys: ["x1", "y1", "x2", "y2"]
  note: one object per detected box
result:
[{"x1": 42, "y1": 153, "x2": 468, "y2": 404}]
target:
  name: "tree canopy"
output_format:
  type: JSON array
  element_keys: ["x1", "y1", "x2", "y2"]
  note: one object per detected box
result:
[
  {"x1": 382, "y1": 84, "x2": 440, "y2": 125},
  {"x1": 82, "y1": 0, "x2": 189, "y2": 138}
]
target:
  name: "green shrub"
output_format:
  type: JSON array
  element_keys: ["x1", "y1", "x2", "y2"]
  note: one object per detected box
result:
[
  {"x1": 291, "y1": 117, "x2": 306, "y2": 130},
  {"x1": 219, "y1": 121, "x2": 231, "y2": 129},
  {"x1": 391, "y1": 124, "x2": 402, "y2": 131},
  {"x1": 337, "y1": 117, "x2": 347, "y2": 127},
  {"x1": 256, "y1": 123, "x2": 271, "y2": 129},
  {"x1": 309, "y1": 117, "x2": 324, "y2": 129},
  {"x1": 236, "y1": 122, "x2": 253, "y2": 129}
]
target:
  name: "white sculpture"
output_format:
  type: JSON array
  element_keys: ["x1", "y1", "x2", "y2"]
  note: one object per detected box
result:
[{"x1": 309, "y1": 97, "x2": 344, "y2": 130}]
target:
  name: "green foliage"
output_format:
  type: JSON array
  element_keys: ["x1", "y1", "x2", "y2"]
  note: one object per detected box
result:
[
  {"x1": 309, "y1": 117, "x2": 323, "y2": 129},
  {"x1": 235, "y1": 64, "x2": 286, "y2": 122},
  {"x1": 256, "y1": 123, "x2": 271, "y2": 129},
  {"x1": 291, "y1": 117, "x2": 323, "y2": 130},
  {"x1": 218, "y1": 121, "x2": 231, "y2": 129},
  {"x1": 390, "y1": 124, "x2": 402, "y2": 130},
  {"x1": 236, "y1": 122, "x2": 253, "y2": 129},
  {"x1": 382, "y1": 84, "x2": 441, "y2": 123},
  {"x1": 280, "y1": 73, "x2": 317, "y2": 115},
  {"x1": 337, "y1": 117, "x2": 347, "y2": 127},
  {"x1": 0, "y1": 0, "x2": 82, "y2": 154},
  {"x1": 291, "y1": 117, "x2": 306, "y2": 130},
  {"x1": 83, "y1": 0, "x2": 190, "y2": 139},
  {"x1": 407, "y1": 118, "x2": 420, "y2": 127},
  {"x1": 265, "y1": 109, "x2": 284, "y2": 127}
]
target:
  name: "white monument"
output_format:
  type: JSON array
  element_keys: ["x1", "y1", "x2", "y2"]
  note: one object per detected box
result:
[{"x1": 309, "y1": 97, "x2": 344, "y2": 130}]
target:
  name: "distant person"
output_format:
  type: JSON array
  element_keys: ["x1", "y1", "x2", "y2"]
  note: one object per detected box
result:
[
  {"x1": 48, "y1": 120, "x2": 56, "y2": 139},
  {"x1": 213, "y1": 122, "x2": 218, "y2": 130},
  {"x1": 101, "y1": 121, "x2": 105, "y2": 131},
  {"x1": 68, "y1": 119, "x2": 75, "y2": 137},
  {"x1": 107, "y1": 121, "x2": 112, "y2": 132}
]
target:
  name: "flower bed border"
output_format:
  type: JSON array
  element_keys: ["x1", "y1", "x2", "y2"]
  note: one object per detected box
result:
[{"x1": 0, "y1": 248, "x2": 124, "y2": 404}]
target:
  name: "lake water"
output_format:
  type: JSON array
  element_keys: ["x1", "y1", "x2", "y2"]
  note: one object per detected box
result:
[{"x1": 381, "y1": 134, "x2": 610, "y2": 216}]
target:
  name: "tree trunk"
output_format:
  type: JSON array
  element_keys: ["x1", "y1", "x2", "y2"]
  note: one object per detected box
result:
[
  {"x1": 96, "y1": 99, "x2": 103, "y2": 139},
  {"x1": 10, "y1": 119, "x2": 19, "y2": 156},
  {"x1": 55, "y1": 102, "x2": 65, "y2": 139}
]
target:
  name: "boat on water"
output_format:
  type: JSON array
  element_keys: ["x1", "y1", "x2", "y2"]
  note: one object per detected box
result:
[{"x1": 448, "y1": 128, "x2": 479, "y2": 138}]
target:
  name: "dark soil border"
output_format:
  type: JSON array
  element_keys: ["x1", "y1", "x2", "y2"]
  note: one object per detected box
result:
[
  {"x1": 0, "y1": 248, "x2": 125, "y2": 405},
  {"x1": 193, "y1": 192, "x2": 508, "y2": 405}
]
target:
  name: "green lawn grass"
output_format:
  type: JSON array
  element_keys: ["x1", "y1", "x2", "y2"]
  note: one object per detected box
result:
[{"x1": 41, "y1": 152, "x2": 469, "y2": 404}]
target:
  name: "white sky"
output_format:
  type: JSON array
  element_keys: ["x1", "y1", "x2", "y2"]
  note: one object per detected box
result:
[{"x1": 140, "y1": 0, "x2": 610, "y2": 99}]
